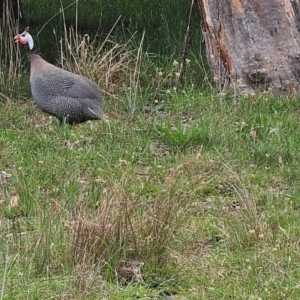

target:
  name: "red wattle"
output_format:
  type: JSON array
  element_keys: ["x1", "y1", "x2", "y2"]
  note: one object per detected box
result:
[{"x1": 14, "y1": 34, "x2": 27, "y2": 45}]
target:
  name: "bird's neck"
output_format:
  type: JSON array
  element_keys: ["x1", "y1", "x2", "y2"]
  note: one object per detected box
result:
[{"x1": 29, "y1": 53, "x2": 48, "y2": 76}]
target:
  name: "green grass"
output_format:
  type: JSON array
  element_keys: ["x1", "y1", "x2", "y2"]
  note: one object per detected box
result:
[{"x1": 1, "y1": 91, "x2": 300, "y2": 299}]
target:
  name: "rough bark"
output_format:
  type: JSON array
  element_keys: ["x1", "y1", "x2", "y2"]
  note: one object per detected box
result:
[{"x1": 198, "y1": 0, "x2": 300, "y2": 95}]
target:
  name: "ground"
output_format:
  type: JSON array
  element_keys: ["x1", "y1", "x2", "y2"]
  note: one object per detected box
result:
[{"x1": 1, "y1": 92, "x2": 300, "y2": 299}]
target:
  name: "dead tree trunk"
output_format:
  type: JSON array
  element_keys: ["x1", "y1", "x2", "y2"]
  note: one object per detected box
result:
[{"x1": 198, "y1": 0, "x2": 300, "y2": 95}]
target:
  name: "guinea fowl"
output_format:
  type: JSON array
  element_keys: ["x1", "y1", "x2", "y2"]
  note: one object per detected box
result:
[{"x1": 14, "y1": 28, "x2": 107, "y2": 126}]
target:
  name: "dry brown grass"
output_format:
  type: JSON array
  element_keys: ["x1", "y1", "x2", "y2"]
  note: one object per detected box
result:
[
  {"x1": 59, "y1": 17, "x2": 135, "y2": 98},
  {"x1": 65, "y1": 165, "x2": 191, "y2": 284},
  {"x1": 0, "y1": 0, "x2": 23, "y2": 101}
]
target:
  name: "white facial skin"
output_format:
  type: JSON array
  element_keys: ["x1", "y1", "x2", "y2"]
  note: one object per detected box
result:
[
  {"x1": 15, "y1": 31, "x2": 34, "y2": 50},
  {"x1": 21, "y1": 32, "x2": 34, "y2": 50}
]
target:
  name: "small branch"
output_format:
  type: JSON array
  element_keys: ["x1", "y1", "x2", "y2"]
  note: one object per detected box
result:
[{"x1": 179, "y1": 0, "x2": 197, "y2": 83}]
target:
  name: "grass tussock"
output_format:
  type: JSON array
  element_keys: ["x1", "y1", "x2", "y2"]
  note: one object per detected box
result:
[
  {"x1": 67, "y1": 168, "x2": 190, "y2": 285},
  {"x1": 60, "y1": 19, "x2": 135, "y2": 98}
]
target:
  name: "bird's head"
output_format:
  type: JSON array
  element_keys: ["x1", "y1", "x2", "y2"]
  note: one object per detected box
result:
[{"x1": 14, "y1": 27, "x2": 34, "y2": 51}]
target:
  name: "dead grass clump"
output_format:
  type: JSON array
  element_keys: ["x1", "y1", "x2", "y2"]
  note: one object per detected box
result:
[
  {"x1": 67, "y1": 172, "x2": 190, "y2": 284},
  {"x1": 68, "y1": 217, "x2": 115, "y2": 264},
  {"x1": 59, "y1": 18, "x2": 134, "y2": 98},
  {"x1": 74, "y1": 262, "x2": 106, "y2": 294}
]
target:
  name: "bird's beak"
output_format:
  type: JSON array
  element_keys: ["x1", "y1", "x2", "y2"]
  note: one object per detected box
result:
[
  {"x1": 14, "y1": 34, "x2": 27, "y2": 45},
  {"x1": 14, "y1": 35, "x2": 19, "y2": 43}
]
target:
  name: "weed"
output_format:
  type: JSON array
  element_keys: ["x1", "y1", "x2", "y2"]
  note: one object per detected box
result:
[{"x1": 155, "y1": 120, "x2": 210, "y2": 151}]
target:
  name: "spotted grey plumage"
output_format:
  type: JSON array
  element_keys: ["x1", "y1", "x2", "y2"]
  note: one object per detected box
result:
[{"x1": 14, "y1": 28, "x2": 107, "y2": 126}]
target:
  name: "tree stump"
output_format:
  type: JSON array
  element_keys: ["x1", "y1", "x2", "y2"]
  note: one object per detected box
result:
[{"x1": 198, "y1": 0, "x2": 300, "y2": 95}]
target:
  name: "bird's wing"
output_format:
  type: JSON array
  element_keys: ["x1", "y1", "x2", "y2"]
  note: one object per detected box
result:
[
  {"x1": 57, "y1": 71, "x2": 101, "y2": 100},
  {"x1": 33, "y1": 70, "x2": 101, "y2": 100}
]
